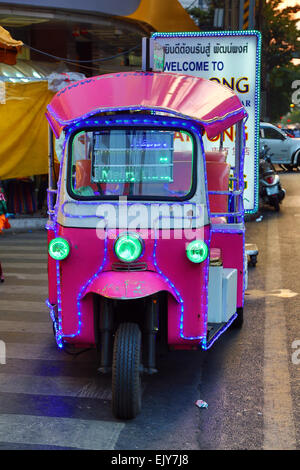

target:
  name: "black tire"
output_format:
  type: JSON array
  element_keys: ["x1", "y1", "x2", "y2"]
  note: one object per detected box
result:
[
  {"x1": 231, "y1": 307, "x2": 243, "y2": 329},
  {"x1": 112, "y1": 322, "x2": 142, "y2": 420},
  {"x1": 273, "y1": 197, "x2": 280, "y2": 212},
  {"x1": 294, "y1": 151, "x2": 300, "y2": 170},
  {"x1": 279, "y1": 164, "x2": 287, "y2": 171},
  {"x1": 281, "y1": 164, "x2": 292, "y2": 172},
  {"x1": 249, "y1": 255, "x2": 257, "y2": 267}
]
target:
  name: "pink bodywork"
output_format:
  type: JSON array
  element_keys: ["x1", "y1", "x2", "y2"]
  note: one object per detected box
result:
[
  {"x1": 46, "y1": 72, "x2": 246, "y2": 349},
  {"x1": 210, "y1": 230, "x2": 244, "y2": 308},
  {"x1": 48, "y1": 227, "x2": 211, "y2": 347},
  {"x1": 46, "y1": 72, "x2": 247, "y2": 140}
]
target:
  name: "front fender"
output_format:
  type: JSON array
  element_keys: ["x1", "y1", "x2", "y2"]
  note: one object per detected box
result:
[{"x1": 82, "y1": 270, "x2": 179, "y2": 301}]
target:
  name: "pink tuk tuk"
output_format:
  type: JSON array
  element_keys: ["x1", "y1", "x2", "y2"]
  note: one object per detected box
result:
[{"x1": 45, "y1": 71, "x2": 247, "y2": 419}]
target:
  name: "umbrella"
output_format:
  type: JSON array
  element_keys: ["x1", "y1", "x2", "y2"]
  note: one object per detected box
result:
[{"x1": 0, "y1": 26, "x2": 23, "y2": 65}]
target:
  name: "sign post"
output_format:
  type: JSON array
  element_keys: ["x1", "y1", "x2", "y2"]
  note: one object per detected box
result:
[{"x1": 150, "y1": 31, "x2": 261, "y2": 214}]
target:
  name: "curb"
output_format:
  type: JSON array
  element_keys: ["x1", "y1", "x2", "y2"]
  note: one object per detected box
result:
[{"x1": 5, "y1": 218, "x2": 47, "y2": 233}]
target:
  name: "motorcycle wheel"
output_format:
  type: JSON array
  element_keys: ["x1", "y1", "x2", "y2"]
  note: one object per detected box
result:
[
  {"x1": 273, "y1": 197, "x2": 280, "y2": 212},
  {"x1": 112, "y1": 322, "x2": 142, "y2": 420},
  {"x1": 280, "y1": 164, "x2": 293, "y2": 172}
]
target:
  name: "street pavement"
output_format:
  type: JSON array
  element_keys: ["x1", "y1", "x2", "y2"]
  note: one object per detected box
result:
[{"x1": 0, "y1": 171, "x2": 299, "y2": 450}]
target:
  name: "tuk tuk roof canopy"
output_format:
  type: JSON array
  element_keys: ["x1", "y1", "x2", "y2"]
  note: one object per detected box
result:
[{"x1": 46, "y1": 72, "x2": 247, "y2": 139}]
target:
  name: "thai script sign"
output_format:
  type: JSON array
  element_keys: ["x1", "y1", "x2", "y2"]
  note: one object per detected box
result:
[{"x1": 151, "y1": 31, "x2": 261, "y2": 213}]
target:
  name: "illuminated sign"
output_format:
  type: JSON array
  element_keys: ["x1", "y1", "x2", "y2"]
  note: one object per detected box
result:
[{"x1": 151, "y1": 31, "x2": 261, "y2": 213}]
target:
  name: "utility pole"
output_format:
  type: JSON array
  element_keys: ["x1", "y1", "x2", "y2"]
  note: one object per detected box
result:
[{"x1": 239, "y1": 0, "x2": 255, "y2": 29}]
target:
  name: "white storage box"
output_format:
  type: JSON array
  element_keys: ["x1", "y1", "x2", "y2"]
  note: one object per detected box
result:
[
  {"x1": 208, "y1": 266, "x2": 237, "y2": 323},
  {"x1": 207, "y1": 266, "x2": 223, "y2": 323},
  {"x1": 222, "y1": 268, "x2": 237, "y2": 322}
]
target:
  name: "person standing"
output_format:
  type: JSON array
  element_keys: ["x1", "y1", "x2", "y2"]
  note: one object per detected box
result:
[{"x1": 0, "y1": 186, "x2": 11, "y2": 282}]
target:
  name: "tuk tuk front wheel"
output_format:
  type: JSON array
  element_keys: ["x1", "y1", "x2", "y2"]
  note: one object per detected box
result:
[{"x1": 112, "y1": 322, "x2": 142, "y2": 420}]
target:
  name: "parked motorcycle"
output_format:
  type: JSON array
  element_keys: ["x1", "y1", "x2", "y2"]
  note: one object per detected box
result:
[{"x1": 259, "y1": 145, "x2": 285, "y2": 211}]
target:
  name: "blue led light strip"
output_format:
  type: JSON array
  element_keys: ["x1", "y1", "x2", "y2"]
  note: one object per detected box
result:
[
  {"x1": 74, "y1": 232, "x2": 108, "y2": 337},
  {"x1": 46, "y1": 115, "x2": 205, "y2": 347},
  {"x1": 152, "y1": 30, "x2": 261, "y2": 215},
  {"x1": 202, "y1": 312, "x2": 238, "y2": 350},
  {"x1": 47, "y1": 95, "x2": 246, "y2": 132},
  {"x1": 46, "y1": 112, "x2": 246, "y2": 349},
  {"x1": 152, "y1": 229, "x2": 206, "y2": 342}
]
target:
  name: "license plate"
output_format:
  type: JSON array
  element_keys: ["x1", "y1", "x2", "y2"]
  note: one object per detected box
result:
[{"x1": 266, "y1": 186, "x2": 278, "y2": 195}]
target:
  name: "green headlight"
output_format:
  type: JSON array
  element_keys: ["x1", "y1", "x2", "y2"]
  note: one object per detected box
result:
[
  {"x1": 186, "y1": 240, "x2": 208, "y2": 264},
  {"x1": 48, "y1": 237, "x2": 70, "y2": 261},
  {"x1": 114, "y1": 233, "x2": 143, "y2": 263}
]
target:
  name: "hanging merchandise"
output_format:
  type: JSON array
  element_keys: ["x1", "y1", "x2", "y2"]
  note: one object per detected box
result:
[
  {"x1": 0, "y1": 26, "x2": 23, "y2": 65},
  {"x1": 47, "y1": 72, "x2": 86, "y2": 92},
  {"x1": 0, "y1": 186, "x2": 10, "y2": 233},
  {"x1": 5, "y1": 178, "x2": 36, "y2": 215},
  {"x1": 0, "y1": 81, "x2": 54, "y2": 179}
]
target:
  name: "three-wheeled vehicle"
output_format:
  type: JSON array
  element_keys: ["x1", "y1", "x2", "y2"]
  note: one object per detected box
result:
[{"x1": 46, "y1": 71, "x2": 248, "y2": 419}]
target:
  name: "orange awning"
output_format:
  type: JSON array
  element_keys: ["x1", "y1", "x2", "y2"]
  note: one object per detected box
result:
[
  {"x1": 0, "y1": 26, "x2": 23, "y2": 65},
  {"x1": 124, "y1": 0, "x2": 200, "y2": 32}
]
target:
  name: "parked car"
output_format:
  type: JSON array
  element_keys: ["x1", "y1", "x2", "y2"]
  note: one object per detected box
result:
[
  {"x1": 260, "y1": 122, "x2": 300, "y2": 170},
  {"x1": 281, "y1": 128, "x2": 296, "y2": 138}
]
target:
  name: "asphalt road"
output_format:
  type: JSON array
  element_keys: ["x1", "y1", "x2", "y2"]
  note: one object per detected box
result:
[{"x1": 0, "y1": 171, "x2": 299, "y2": 450}]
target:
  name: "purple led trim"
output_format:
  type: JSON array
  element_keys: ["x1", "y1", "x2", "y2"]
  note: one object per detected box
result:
[
  {"x1": 197, "y1": 133, "x2": 213, "y2": 344},
  {"x1": 239, "y1": 121, "x2": 246, "y2": 306},
  {"x1": 238, "y1": 118, "x2": 247, "y2": 222},
  {"x1": 208, "y1": 190, "x2": 242, "y2": 195},
  {"x1": 51, "y1": 129, "x2": 75, "y2": 348},
  {"x1": 45, "y1": 298, "x2": 56, "y2": 324},
  {"x1": 152, "y1": 224, "x2": 206, "y2": 342},
  {"x1": 152, "y1": 30, "x2": 261, "y2": 214},
  {"x1": 61, "y1": 115, "x2": 209, "y2": 343},
  {"x1": 152, "y1": 30, "x2": 261, "y2": 38},
  {"x1": 242, "y1": 228, "x2": 246, "y2": 307},
  {"x1": 73, "y1": 232, "x2": 108, "y2": 340},
  {"x1": 46, "y1": 127, "x2": 74, "y2": 347},
  {"x1": 202, "y1": 312, "x2": 238, "y2": 350},
  {"x1": 61, "y1": 201, "x2": 102, "y2": 219},
  {"x1": 210, "y1": 211, "x2": 243, "y2": 218},
  {"x1": 47, "y1": 116, "x2": 204, "y2": 347},
  {"x1": 47, "y1": 102, "x2": 246, "y2": 135},
  {"x1": 211, "y1": 226, "x2": 245, "y2": 234},
  {"x1": 47, "y1": 113, "x2": 246, "y2": 349},
  {"x1": 61, "y1": 200, "x2": 203, "y2": 219},
  {"x1": 199, "y1": 120, "x2": 246, "y2": 347},
  {"x1": 54, "y1": 250, "x2": 64, "y2": 348},
  {"x1": 47, "y1": 188, "x2": 58, "y2": 220}
]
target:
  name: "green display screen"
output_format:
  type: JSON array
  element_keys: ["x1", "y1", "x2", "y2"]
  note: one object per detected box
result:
[
  {"x1": 70, "y1": 127, "x2": 194, "y2": 199},
  {"x1": 91, "y1": 130, "x2": 174, "y2": 184}
]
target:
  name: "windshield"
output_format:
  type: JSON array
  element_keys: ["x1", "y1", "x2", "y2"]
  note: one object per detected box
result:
[{"x1": 68, "y1": 128, "x2": 195, "y2": 200}]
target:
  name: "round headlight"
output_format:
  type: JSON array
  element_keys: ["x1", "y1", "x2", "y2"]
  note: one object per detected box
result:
[
  {"x1": 186, "y1": 240, "x2": 208, "y2": 264},
  {"x1": 48, "y1": 237, "x2": 70, "y2": 261},
  {"x1": 114, "y1": 233, "x2": 143, "y2": 263}
]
